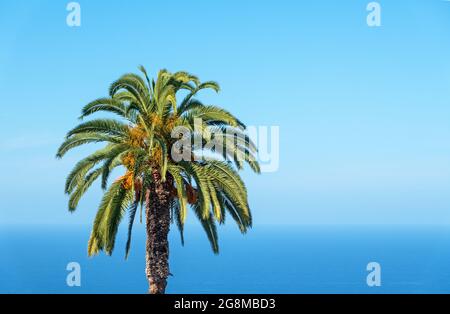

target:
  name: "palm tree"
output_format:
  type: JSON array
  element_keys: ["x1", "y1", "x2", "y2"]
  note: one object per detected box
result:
[{"x1": 57, "y1": 67, "x2": 260, "y2": 294}]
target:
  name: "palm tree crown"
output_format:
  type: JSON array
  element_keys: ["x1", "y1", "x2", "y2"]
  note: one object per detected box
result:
[{"x1": 57, "y1": 67, "x2": 260, "y2": 259}]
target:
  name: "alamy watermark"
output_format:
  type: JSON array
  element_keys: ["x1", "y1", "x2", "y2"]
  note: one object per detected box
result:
[
  {"x1": 170, "y1": 119, "x2": 279, "y2": 173},
  {"x1": 66, "y1": 2, "x2": 382, "y2": 29},
  {"x1": 367, "y1": 2, "x2": 381, "y2": 27},
  {"x1": 366, "y1": 262, "x2": 381, "y2": 287},
  {"x1": 66, "y1": 262, "x2": 81, "y2": 287},
  {"x1": 66, "y1": 2, "x2": 81, "y2": 27}
]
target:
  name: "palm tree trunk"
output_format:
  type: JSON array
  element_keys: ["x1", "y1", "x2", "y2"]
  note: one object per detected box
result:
[{"x1": 145, "y1": 168, "x2": 172, "y2": 294}]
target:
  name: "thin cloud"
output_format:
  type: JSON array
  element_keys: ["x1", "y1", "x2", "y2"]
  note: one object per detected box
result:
[{"x1": 1, "y1": 134, "x2": 60, "y2": 151}]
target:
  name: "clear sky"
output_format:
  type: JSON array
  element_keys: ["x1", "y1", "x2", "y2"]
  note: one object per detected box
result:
[{"x1": 1, "y1": 0, "x2": 450, "y2": 225}]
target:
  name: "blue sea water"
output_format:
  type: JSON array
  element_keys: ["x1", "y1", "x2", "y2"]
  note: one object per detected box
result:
[{"x1": 1, "y1": 224, "x2": 450, "y2": 294}]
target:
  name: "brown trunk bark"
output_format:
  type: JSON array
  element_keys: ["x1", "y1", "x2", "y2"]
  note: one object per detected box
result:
[{"x1": 145, "y1": 168, "x2": 172, "y2": 294}]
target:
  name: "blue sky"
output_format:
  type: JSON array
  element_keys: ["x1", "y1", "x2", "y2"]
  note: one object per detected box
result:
[{"x1": 1, "y1": 0, "x2": 450, "y2": 225}]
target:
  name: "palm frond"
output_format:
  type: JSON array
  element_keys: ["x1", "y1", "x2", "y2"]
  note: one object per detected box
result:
[
  {"x1": 66, "y1": 119, "x2": 129, "y2": 138},
  {"x1": 125, "y1": 198, "x2": 139, "y2": 259},
  {"x1": 56, "y1": 133, "x2": 121, "y2": 158},
  {"x1": 80, "y1": 98, "x2": 128, "y2": 119},
  {"x1": 192, "y1": 202, "x2": 219, "y2": 254}
]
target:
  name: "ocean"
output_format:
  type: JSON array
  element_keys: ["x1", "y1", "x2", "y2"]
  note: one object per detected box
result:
[{"x1": 1, "y1": 224, "x2": 450, "y2": 294}]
